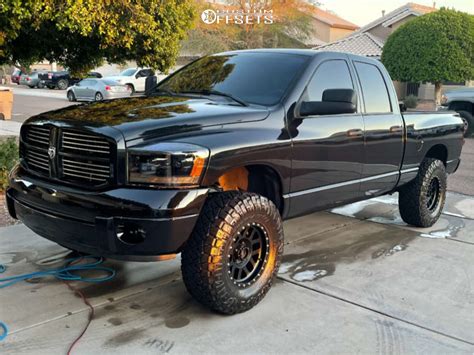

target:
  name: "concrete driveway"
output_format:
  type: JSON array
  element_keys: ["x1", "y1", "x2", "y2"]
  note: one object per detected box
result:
[{"x1": 0, "y1": 191, "x2": 473, "y2": 354}]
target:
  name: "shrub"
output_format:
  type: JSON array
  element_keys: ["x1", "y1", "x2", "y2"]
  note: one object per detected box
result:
[
  {"x1": 0, "y1": 138, "x2": 18, "y2": 191},
  {"x1": 404, "y1": 94, "x2": 418, "y2": 109}
]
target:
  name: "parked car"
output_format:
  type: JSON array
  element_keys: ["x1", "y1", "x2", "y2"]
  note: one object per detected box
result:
[
  {"x1": 11, "y1": 69, "x2": 23, "y2": 84},
  {"x1": 106, "y1": 68, "x2": 155, "y2": 93},
  {"x1": 440, "y1": 88, "x2": 474, "y2": 136},
  {"x1": 19, "y1": 72, "x2": 44, "y2": 88},
  {"x1": 7, "y1": 50, "x2": 464, "y2": 314},
  {"x1": 67, "y1": 79, "x2": 132, "y2": 102},
  {"x1": 39, "y1": 71, "x2": 102, "y2": 90}
]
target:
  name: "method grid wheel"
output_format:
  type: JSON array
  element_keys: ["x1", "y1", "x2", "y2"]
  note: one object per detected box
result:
[{"x1": 181, "y1": 191, "x2": 284, "y2": 314}]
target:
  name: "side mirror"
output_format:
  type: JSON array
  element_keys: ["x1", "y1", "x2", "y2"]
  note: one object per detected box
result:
[
  {"x1": 399, "y1": 101, "x2": 407, "y2": 112},
  {"x1": 76, "y1": 83, "x2": 81, "y2": 87},
  {"x1": 300, "y1": 89, "x2": 357, "y2": 116}
]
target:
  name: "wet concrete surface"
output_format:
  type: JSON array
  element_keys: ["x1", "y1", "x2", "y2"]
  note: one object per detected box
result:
[{"x1": 0, "y1": 192, "x2": 474, "y2": 353}]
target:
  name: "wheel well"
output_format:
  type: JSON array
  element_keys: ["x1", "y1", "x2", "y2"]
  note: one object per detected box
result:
[
  {"x1": 215, "y1": 165, "x2": 283, "y2": 214},
  {"x1": 448, "y1": 101, "x2": 473, "y2": 115},
  {"x1": 425, "y1": 144, "x2": 448, "y2": 165}
]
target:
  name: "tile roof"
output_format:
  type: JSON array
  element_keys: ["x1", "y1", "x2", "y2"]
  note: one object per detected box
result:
[
  {"x1": 310, "y1": 7, "x2": 359, "y2": 30},
  {"x1": 353, "y1": 2, "x2": 436, "y2": 35},
  {"x1": 313, "y1": 32, "x2": 384, "y2": 58}
]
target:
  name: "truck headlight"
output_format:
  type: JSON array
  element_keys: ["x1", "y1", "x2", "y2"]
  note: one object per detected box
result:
[{"x1": 128, "y1": 143, "x2": 209, "y2": 187}]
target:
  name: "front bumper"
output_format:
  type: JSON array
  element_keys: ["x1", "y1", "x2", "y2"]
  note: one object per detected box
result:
[{"x1": 7, "y1": 166, "x2": 209, "y2": 261}]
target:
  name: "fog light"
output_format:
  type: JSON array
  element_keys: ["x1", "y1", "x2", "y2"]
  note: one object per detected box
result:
[{"x1": 116, "y1": 222, "x2": 146, "y2": 245}]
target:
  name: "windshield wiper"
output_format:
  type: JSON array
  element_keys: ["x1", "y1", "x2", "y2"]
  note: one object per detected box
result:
[{"x1": 180, "y1": 89, "x2": 248, "y2": 107}]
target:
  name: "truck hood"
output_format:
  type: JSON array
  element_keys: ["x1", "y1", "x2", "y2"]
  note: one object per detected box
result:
[{"x1": 25, "y1": 95, "x2": 270, "y2": 142}]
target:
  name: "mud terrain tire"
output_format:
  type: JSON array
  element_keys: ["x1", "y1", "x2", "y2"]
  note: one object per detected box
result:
[{"x1": 181, "y1": 192, "x2": 284, "y2": 314}]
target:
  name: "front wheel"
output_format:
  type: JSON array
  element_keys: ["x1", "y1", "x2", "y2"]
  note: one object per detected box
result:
[
  {"x1": 67, "y1": 91, "x2": 76, "y2": 102},
  {"x1": 126, "y1": 84, "x2": 135, "y2": 94},
  {"x1": 398, "y1": 158, "x2": 447, "y2": 227},
  {"x1": 181, "y1": 192, "x2": 284, "y2": 314}
]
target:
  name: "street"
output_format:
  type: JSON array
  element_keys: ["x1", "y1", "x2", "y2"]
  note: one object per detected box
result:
[{"x1": 0, "y1": 85, "x2": 473, "y2": 354}]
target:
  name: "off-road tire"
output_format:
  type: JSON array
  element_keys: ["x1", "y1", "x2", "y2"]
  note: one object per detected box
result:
[
  {"x1": 57, "y1": 79, "x2": 68, "y2": 90},
  {"x1": 398, "y1": 158, "x2": 447, "y2": 227},
  {"x1": 181, "y1": 191, "x2": 284, "y2": 314},
  {"x1": 457, "y1": 110, "x2": 473, "y2": 137}
]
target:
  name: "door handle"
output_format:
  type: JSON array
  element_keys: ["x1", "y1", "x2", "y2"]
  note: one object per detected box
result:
[
  {"x1": 347, "y1": 129, "x2": 363, "y2": 137},
  {"x1": 390, "y1": 125, "x2": 403, "y2": 133}
]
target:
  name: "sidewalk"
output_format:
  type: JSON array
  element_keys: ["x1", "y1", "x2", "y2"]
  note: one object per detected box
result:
[{"x1": 0, "y1": 120, "x2": 21, "y2": 136}]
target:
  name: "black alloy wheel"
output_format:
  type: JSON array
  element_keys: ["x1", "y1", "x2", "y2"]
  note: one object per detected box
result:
[{"x1": 229, "y1": 223, "x2": 269, "y2": 287}]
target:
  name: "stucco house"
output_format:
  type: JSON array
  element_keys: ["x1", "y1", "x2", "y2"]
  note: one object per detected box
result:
[
  {"x1": 304, "y1": 7, "x2": 359, "y2": 46},
  {"x1": 313, "y1": 2, "x2": 472, "y2": 100}
]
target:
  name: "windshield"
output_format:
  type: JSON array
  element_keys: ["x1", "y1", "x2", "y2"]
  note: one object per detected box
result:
[
  {"x1": 157, "y1": 52, "x2": 309, "y2": 106},
  {"x1": 120, "y1": 68, "x2": 136, "y2": 76}
]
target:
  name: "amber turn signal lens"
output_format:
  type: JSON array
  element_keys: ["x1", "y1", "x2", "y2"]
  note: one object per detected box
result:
[{"x1": 190, "y1": 157, "x2": 206, "y2": 177}]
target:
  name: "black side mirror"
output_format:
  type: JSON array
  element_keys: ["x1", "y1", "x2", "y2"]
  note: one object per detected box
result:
[
  {"x1": 399, "y1": 101, "x2": 407, "y2": 112},
  {"x1": 300, "y1": 89, "x2": 357, "y2": 116},
  {"x1": 145, "y1": 75, "x2": 157, "y2": 96}
]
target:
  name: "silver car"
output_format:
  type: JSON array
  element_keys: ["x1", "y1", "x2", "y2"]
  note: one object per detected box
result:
[
  {"x1": 66, "y1": 79, "x2": 132, "y2": 102},
  {"x1": 19, "y1": 72, "x2": 44, "y2": 88}
]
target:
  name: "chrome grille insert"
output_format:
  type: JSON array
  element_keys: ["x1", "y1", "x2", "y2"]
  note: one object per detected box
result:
[
  {"x1": 21, "y1": 125, "x2": 114, "y2": 187},
  {"x1": 59, "y1": 129, "x2": 113, "y2": 185},
  {"x1": 62, "y1": 131, "x2": 110, "y2": 154},
  {"x1": 26, "y1": 126, "x2": 50, "y2": 147}
]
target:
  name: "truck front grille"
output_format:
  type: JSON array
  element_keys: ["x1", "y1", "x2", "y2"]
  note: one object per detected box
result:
[{"x1": 21, "y1": 125, "x2": 115, "y2": 187}]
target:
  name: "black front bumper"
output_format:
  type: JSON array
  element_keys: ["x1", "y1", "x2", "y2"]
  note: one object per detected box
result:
[{"x1": 7, "y1": 166, "x2": 209, "y2": 261}]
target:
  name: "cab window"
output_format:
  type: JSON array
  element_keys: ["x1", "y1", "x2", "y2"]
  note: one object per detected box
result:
[
  {"x1": 306, "y1": 60, "x2": 353, "y2": 101},
  {"x1": 354, "y1": 62, "x2": 392, "y2": 114}
]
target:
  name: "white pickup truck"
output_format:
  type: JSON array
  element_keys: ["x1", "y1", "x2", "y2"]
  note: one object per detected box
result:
[{"x1": 106, "y1": 68, "x2": 155, "y2": 93}]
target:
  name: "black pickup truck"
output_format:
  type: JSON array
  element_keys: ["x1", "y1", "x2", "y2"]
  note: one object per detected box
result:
[
  {"x1": 6, "y1": 50, "x2": 464, "y2": 314},
  {"x1": 39, "y1": 71, "x2": 102, "y2": 90}
]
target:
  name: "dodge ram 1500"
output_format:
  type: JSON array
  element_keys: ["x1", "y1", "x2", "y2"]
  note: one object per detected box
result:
[{"x1": 6, "y1": 50, "x2": 464, "y2": 314}]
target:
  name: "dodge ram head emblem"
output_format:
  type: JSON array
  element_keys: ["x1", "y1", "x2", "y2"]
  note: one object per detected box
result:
[{"x1": 48, "y1": 146, "x2": 56, "y2": 159}]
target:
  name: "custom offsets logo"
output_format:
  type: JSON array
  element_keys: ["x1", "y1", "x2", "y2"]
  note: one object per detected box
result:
[{"x1": 201, "y1": 9, "x2": 274, "y2": 25}]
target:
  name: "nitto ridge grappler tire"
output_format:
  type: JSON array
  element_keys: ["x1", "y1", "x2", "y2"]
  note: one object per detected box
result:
[
  {"x1": 181, "y1": 191, "x2": 284, "y2": 314},
  {"x1": 398, "y1": 158, "x2": 447, "y2": 228}
]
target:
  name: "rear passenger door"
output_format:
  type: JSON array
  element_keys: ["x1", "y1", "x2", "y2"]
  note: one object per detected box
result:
[
  {"x1": 288, "y1": 57, "x2": 365, "y2": 217},
  {"x1": 353, "y1": 61, "x2": 404, "y2": 196}
]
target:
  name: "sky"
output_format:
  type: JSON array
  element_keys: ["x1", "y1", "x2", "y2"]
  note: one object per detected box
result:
[{"x1": 320, "y1": 0, "x2": 474, "y2": 26}]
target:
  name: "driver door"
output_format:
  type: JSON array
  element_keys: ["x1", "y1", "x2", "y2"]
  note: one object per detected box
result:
[
  {"x1": 288, "y1": 57, "x2": 365, "y2": 217},
  {"x1": 74, "y1": 80, "x2": 89, "y2": 99}
]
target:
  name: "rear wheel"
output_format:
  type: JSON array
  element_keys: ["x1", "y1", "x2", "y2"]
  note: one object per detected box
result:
[
  {"x1": 457, "y1": 110, "x2": 473, "y2": 137},
  {"x1": 57, "y1": 79, "x2": 68, "y2": 90},
  {"x1": 67, "y1": 91, "x2": 76, "y2": 102},
  {"x1": 95, "y1": 92, "x2": 103, "y2": 101},
  {"x1": 181, "y1": 192, "x2": 283, "y2": 314},
  {"x1": 398, "y1": 158, "x2": 447, "y2": 227}
]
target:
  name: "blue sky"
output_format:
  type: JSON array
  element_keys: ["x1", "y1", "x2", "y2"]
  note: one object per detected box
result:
[{"x1": 322, "y1": 0, "x2": 474, "y2": 26}]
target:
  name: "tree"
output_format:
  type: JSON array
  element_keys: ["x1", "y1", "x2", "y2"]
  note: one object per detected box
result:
[
  {"x1": 0, "y1": 0, "x2": 195, "y2": 75},
  {"x1": 182, "y1": 0, "x2": 315, "y2": 56},
  {"x1": 381, "y1": 9, "x2": 474, "y2": 105}
]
